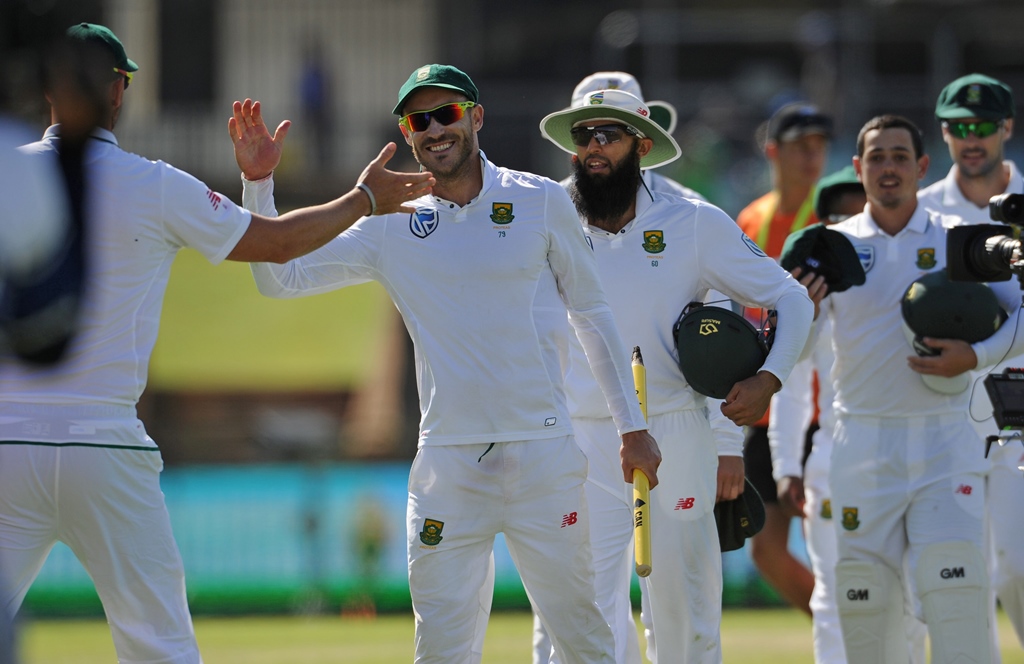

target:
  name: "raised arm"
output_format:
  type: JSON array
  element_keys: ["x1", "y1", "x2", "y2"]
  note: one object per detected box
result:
[{"x1": 225, "y1": 99, "x2": 434, "y2": 264}]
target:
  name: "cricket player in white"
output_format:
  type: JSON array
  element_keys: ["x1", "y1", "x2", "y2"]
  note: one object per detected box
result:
[
  {"x1": 538, "y1": 89, "x2": 815, "y2": 663},
  {"x1": 918, "y1": 73, "x2": 1024, "y2": 650},
  {"x1": 0, "y1": 24, "x2": 434, "y2": 664},
  {"x1": 819, "y1": 115, "x2": 1020, "y2": 664},
  {"x1": 241, "y1": 65, "x2": 662, "y2": 664},
  {"x1": 531, "y1": 71, "x2": 712, "y2": 664}
]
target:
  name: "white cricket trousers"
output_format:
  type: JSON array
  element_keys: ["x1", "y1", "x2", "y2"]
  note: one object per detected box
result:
[
  {"x1": 638, "y1": 409, "x2": 722, "y2": 664},
  {"x1": 0, "y1": 443, "x2": 200, "y2": 664},
  {"x1": 407, "y1": 436, "x2": 614, "y2": 664},
  {"x1": 533, "y1": 416, "x2": 642, "y2": 664}
]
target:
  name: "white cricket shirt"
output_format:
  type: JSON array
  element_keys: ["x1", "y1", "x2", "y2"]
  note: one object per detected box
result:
[
  {"x1": 0, "y1": 126, "x2": 252, "y2": 447},
  {"x1": 918, "y1": 161, "x2": 1023, "y2": 221},
  {"x1": 826, "y1": 205, "x2": 1020, "y2": 418},
  {"x1": 562, "y1": 188, "x2": 814, "y2": 436},
  {"x1": 246, "y1": 152, "x2": 645, "y2": 446}
]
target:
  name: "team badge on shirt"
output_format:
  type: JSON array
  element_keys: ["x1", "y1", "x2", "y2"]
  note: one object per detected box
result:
[
  {"x1": 642, "y1": 230, "x2": 666, "y2": 254},
  {"x1": 419, "y1": 518, "x2": 445, "y2": 546},
  {"x1": 410, "y1": 208, "x2": 439, "y2": 238},
  {"x1": 856, "y1": 246, "x2": 875, "y2": 273},
  {"x1": 821, "y1": 499, "x2": 832, "y2": 520},
  {"x1": 916, "y1": 248, "x2": 937, "y2": 269},
  {"x1": 841, "y1": 507, "x2": 860, "y2": 531},
  {"x1": 741, "y1": 233, "x2": 767, "y2": 257},
  {"x1": 490, "y1": 202, "x2": 515, "y2": 224}
]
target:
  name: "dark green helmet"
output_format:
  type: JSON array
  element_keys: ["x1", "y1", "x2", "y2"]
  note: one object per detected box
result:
[
  {"x1": 673, "y1": 303, "x2": 772, "y2": 399},
  {"x1": 900, "y1": 271, "x2": 1006, "y2": 394}
]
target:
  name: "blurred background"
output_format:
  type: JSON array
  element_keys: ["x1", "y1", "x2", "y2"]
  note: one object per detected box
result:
[{"x1": 4, "y1": 0, "x2": 1024, "y2": 619}]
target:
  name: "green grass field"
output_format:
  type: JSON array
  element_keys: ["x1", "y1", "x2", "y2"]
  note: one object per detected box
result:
[{"x1": 17, "y1": 609, "x2": 1024, "y2": 663}]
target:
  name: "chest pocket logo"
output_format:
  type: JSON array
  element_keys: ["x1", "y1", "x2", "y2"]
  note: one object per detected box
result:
[
  {"x1": 410, "y1": 208, "x2": 439, "y2": 238},
  {"x1": 642, "y1": 230, "x2": 666, "y2": 254},
  {"x1": 856, "y1": 245, "x2": 875, "y2": 273},
  {"x1": 916, "y1": 248, "x2": 936, "y2": 269},
  {"x1": 490, "y1": 202, "x2": 515, "y2": 224}
]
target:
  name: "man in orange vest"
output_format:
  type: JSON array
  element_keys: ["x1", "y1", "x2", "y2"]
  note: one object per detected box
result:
[{"x1": 735, "y1": 102, "x2": 832, "y2": 615}]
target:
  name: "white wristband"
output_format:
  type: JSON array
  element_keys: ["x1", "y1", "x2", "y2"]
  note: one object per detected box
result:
[{"x1": 356, "y1": 182, "x2": 377, "y2": 215}]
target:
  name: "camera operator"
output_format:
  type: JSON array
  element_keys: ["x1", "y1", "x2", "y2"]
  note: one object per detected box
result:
[{"x1": 918, "y1": 73, "x2": 1024, "y2": 650}]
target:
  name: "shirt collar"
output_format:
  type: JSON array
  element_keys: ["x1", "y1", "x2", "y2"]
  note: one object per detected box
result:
[
  {"x1": 44, "y1": 124, "x2": 118, "y2": 146},
  {"x1": 942, "y1": 160, "x2": 1024, "y2": 206},
  {"x1": 431, "y1": 149, "x2": 490, "y2": 209},
  {"x1": 861, "y1": 201, "x2": 930, "y2": 237}
]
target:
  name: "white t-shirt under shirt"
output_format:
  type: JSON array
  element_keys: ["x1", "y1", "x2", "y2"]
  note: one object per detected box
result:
[
  {"x1": 246, "y1": 151, "x2": 646, "y2": 447},
  {"x1": 0, "y1": 126, "x2": 252, "y2": 447}
]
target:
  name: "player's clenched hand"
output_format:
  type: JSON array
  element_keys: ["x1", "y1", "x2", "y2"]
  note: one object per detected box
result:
[
  {"x1": 356, "y1": 143, "x2": 435, "y2": 215},
  {"x1": 621, "y1": 429, "x2": 661, "y2": 489},
  {"x1": 721, "y1": 370, "x2": 781, "y2": 427},
  {"x1": 228, "y1": 99, "x2": 291, "y2": 181},
  {"x1": 716, "y1": 455, "x2": 744, "y2": 502},
  {"x1": 776, "y1": 475, "x2": 805, "y2": 518},
  {"x1": 907, "y1": 337, "x2": 978, "y2": 377}
]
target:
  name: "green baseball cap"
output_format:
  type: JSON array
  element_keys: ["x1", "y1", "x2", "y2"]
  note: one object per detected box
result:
[
  {"x1": 66, "y1": 23, "x2": 138, "y2": 73},
  {"x1": 393, "y1": 64, "x2": 479, "y2": 116},
  {"x1": 813, "y1": 165, "x2": 864, "y2": 220},
  {"x1": 935, "y1": 73, "x2": 1014, "y2": 121}
]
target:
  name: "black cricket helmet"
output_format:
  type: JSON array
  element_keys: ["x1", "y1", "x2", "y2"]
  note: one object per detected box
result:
[{"x1": 674, "y1": 302, "x2": 773, "y2": 399}]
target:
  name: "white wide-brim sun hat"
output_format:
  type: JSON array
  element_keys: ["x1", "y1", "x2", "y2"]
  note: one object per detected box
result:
[
  {"x1": 539, "y1": 89, "x2": 682, "y2": 170},
  {"x1": 570, "y1": 71, "x2": 679, "y2": 134}
]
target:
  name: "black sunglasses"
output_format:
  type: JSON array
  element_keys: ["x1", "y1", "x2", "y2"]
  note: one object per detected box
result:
[{"x1": 569, "y1": 124, "x2": 644, "y2": 148}]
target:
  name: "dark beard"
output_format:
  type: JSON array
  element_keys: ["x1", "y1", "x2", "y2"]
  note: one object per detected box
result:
[{"x1": 568, "y1": 147, "x2": 643, "y2": 224}]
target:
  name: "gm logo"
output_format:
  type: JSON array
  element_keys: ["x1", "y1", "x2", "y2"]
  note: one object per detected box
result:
[
  {"x1": 941, "y1": 567, "x2": 965, "y2": 579},
  {"x1": 846, "y1": 588, "x2": 869, "y2": 601},
  {"x1": 410, "y1": 208, "x2": 439, "y2": 238}
]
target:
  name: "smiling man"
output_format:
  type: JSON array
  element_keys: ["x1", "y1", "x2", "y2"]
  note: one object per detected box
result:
[
  {"x1": 918, "y1": 74, "x2": 1024, "y2": 653},
  {"x1": 238, "y1": 64, "x2": 662, "y2": 664},
  {"x1": 539, "y1": 89, "x2": 814, "y2": 663},
  {"x1": 815, "y1": 115, "x2": 1021, "y2": 664}
]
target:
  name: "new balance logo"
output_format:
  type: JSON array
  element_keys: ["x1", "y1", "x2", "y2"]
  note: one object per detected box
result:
[
  {"x1": 206, "y1": 189, "x2": 222, "y2": 211},
  {"x1": 561, "y1": 512, "x2": 578, "y2": 528},
  {"x1": 955, "y1": 484, "x2": 973, "y2": 495},
  {"x1": 674, "y1": 497, "x2": 695, "y2": 510}
]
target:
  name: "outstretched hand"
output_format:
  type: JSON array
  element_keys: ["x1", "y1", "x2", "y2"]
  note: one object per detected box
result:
[
  {"x1": 228, "y1": 99, "x2": 291, "y2": 181},
  {"x1": 356, "y1": 143, "x2": 435, "y2": 215}
]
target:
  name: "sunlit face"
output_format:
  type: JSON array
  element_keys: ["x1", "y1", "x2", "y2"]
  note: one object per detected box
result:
[
  {"x1": 942, "y1": 116, "x2": 1014, "y2": 179},
  {"x1": 398, "y1": 87, "x2": 482, "y2": 181},
  {"x1": 572, "y1": 122, "x2": 651, "y2": 179},
  {"x1": 854, "y1": 127, "x2": 928, "y2": 210}
]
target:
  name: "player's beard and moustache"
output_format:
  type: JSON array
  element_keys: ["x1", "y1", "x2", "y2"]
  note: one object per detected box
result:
[{"x1": 568, "y1": 146, "x2": 643, "y2": 224}]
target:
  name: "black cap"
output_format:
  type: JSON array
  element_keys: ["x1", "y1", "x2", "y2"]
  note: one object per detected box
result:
[
  {"x1": 674, "y1": 304, "x2": 771, "y2": 400},
  {"x1": 779, "y1": 225, "x2": 866, "y2": 294},
  {"x1": 768, "y1": 103, "x2": 833, "y2": 143},
  {"x1": 714, "y1": 478, "x2": 766, "y2": 552}
]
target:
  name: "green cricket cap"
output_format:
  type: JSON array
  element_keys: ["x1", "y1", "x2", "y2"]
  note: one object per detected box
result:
[
  {"x1": 813, "y1": 165, "x2": 863, "y2": 220},
  {"x1": 714, "y1": 478, "x2": 766, "y2": 552},
  {"x1": 66, "y1": 23, "x2": 138, "y2": 73},
  {"x1": 780, "y1": 224, "x2": 866, "y2": 294},
  {"x1": 393, "y1": 64, "x2": 479, "y2": 116},
  {"x1": 935, "y1": 73, "x2": 1014, "y2": 121}
]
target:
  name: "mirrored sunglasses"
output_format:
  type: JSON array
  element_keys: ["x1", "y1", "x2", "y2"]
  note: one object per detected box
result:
[
  {"x1": 114, "y1": 67, "x2": 133, "y2": 87},
  {"x1": 943, "y1": 120, "x2": 1002, "y2": 139},
  {"x1": 569, "y1": 124, "x2": 644, "y2": 148},
  {"x1": 399, "y1": 101, "x2": 475, "y2": 133}
]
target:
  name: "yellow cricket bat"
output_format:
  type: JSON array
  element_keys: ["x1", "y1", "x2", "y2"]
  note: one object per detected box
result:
[{"x1": 631, "y1": 346, "x2": 652, "y2": 578}]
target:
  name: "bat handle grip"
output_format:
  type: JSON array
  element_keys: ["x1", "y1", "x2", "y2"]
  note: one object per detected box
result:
[{"x1": 633, "y1": 469, "x2": 652, "y2": 578}]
